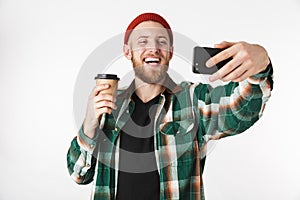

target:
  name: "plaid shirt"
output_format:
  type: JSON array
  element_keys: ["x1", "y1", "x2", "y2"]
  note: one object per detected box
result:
[{"x1": 67, "y1": 65, "x2": 273, "y2": 200}]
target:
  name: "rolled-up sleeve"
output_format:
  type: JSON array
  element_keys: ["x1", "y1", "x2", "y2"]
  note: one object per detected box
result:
[{"x1": 67, "y1": 126, "x2": 98, "y2": 184}]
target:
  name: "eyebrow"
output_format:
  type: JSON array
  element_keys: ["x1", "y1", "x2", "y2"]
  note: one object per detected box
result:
[
  {"x1": 136, "y1": 35, "x2": 168, "y2": 40},
  {"x1": 157, "y1": 36, "x2": 168, "y2": 39},
  {"x1": 137, "y1": 36, "x2": 149, "y2": 40}
]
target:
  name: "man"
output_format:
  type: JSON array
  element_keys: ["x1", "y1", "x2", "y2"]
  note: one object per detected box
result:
[{"x1": 67, "y1": 13, "x2": 273, "y2": 200}]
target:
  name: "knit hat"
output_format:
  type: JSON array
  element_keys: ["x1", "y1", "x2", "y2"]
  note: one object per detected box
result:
[{"x1": 124, "y1": 12, "x2": 173, "y2": 45}]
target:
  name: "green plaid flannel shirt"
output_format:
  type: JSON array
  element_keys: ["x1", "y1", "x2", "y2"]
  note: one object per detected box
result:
[{"x1": 67, "y1": 65, "x2": 273, "y2": 200}]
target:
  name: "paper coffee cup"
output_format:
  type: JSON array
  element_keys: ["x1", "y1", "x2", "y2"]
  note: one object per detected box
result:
[{"x1": 95, "y1": 74, "x2": 120, "y2": 95}]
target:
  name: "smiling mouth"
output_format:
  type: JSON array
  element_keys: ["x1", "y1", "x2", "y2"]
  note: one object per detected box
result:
[{"x1": 143, "y1": 57, "x2": 161, "y2": 65}]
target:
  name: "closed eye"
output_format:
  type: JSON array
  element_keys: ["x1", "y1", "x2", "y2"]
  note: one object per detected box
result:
[{"x1": 137, "y1": 39, "x2": 147, "y2": 45}]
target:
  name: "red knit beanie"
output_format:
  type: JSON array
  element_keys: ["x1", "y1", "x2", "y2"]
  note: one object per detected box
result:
[{"x1": 124, "y1": 12, "x2": 173, "y2": 45}]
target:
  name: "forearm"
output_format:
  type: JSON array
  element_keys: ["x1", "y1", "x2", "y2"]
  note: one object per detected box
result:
[
  {"x1": 66, "y1": 127, "x2": 98, "y2": 184},
  {"x1": 219, "y1": 63, "x2": 273, "y2": 135},
  {"x1": 197, "y1": 63, "x2": 273, "y2": 138}
]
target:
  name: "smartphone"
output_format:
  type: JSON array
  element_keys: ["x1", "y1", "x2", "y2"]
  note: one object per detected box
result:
[{"x1": 192, "y1": 46, "x2": 232, "y2": 74}]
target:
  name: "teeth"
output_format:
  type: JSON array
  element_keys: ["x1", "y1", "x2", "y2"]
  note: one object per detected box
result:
[{"x1": 145, "y1": 57, "x2": 160, "y2": 62}]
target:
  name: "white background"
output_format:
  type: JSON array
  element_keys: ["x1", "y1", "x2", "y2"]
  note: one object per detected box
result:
[{"x1": 0, "y1": 0, "x2": 299, "y2": 199}]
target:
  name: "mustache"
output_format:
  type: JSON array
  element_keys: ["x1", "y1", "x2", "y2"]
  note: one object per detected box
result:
[{"x1": 142, "y1": 53, "x2": 164, "y2": 60}]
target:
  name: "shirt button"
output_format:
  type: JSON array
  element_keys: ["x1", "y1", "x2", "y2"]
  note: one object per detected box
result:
[
  {"x1": 114, "y1": 127, "x2": 118, "y2": 131},
  {"x1": 90, "y1": 144, "x2": 94, "y2": 148},
  {"x1": 126, "y1": 109, "x2": 129, "y2": 114}
]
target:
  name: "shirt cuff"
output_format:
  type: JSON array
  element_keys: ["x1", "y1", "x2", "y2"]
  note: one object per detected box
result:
[{"x1": 77, "y1": 125, "x2": 99, "y2": 152}]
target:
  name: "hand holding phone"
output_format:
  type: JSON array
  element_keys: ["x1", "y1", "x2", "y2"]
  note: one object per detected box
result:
[{"x1": 192, "y1": 46, "x2": 232, "y2": 74}]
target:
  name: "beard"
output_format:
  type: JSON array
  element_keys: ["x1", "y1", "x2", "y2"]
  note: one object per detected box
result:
[{"x1": 132, "y1": 54, "x2": 169, "y2": 84}]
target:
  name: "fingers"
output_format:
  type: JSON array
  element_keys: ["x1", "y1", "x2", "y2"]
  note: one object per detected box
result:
[
  {"x1": 210, "y1": 60, "x2": 254, "y2": 82},
  {"x1": 220, "y1": 63, "x2": 249, "y2": 82},
  {"x1": 94, "y1": 93, "x2": 116, "y2": 103},
  {"x1": 94, "y1": 99, "x2": 117, "y2": 110},
  {"x1": 232, "y1": 69, "x2": 252, "y2": 82},
  {"x1": 83, "y1": 84, "x2": 118, "y2": 137},
  {"x1": 209, "y1": 55, "x2": 243, "y2": 82},
  {"x1": 88, "y1": 84, "x2": 118, "y2": 118},
  {"x1": 93, "y1": 92, "x2": 117, "y2": 117},
  {"x1": 92, "y1": 84, "x2": 110, "y2": 96},
  {"x1": 207, "y1": 41, "x2": 267, "y2": 82},
  {"x1": 206, "y1": 45, "x2": 237, "y2": 68},
  {"x1": 94, "y1": 99, "x2": 117, "y2": 118},
  {"x1": 214, "y1": 41, "x2": 236, "y2": 49},
  {"x1": 95, "y1": 107, "x2": 113, "y2": 118}
]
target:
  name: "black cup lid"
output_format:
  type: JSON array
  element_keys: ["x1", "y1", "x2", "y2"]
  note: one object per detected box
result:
[{"x1": 95, "y1": 74, "x2": 120, "y2": 80}]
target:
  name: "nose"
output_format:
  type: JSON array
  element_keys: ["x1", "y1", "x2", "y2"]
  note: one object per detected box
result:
[{"x1": 146, "y1": 40, "x2": 160, "y2": 53}]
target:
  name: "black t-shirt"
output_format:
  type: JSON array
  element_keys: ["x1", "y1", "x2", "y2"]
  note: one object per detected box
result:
[{"x1": 116, "y1": 92, "x2": 160, "y2": 200}]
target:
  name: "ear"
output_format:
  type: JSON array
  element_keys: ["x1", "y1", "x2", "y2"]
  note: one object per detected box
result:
[{"x1": 123, "y1": 44, "x2": 132, "y2": 60}]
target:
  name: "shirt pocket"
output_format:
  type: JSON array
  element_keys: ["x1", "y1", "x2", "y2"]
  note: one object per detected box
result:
[
  {"x1": 159, "y1": 117, "x2": 198, "y2": 136},
  {"x1": 159, "y1": 117, "x2": 199, "y2": 166}
]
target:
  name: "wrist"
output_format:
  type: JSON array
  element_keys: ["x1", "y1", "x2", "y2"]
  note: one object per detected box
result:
[
  {"x1": 251, "y1": 59, "x2": 272, "y2": 80},
  {"x1": 260, "y1": 58, "x2": 270, "y2": 73},
  {"x1": 82, "y1": 119, "x2": 97, "y2": 139}
]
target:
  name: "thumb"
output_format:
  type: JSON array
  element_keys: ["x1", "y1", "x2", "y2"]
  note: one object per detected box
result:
[{"x1": 214, "y1": 41, "x2": 235, "y2": 49}]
